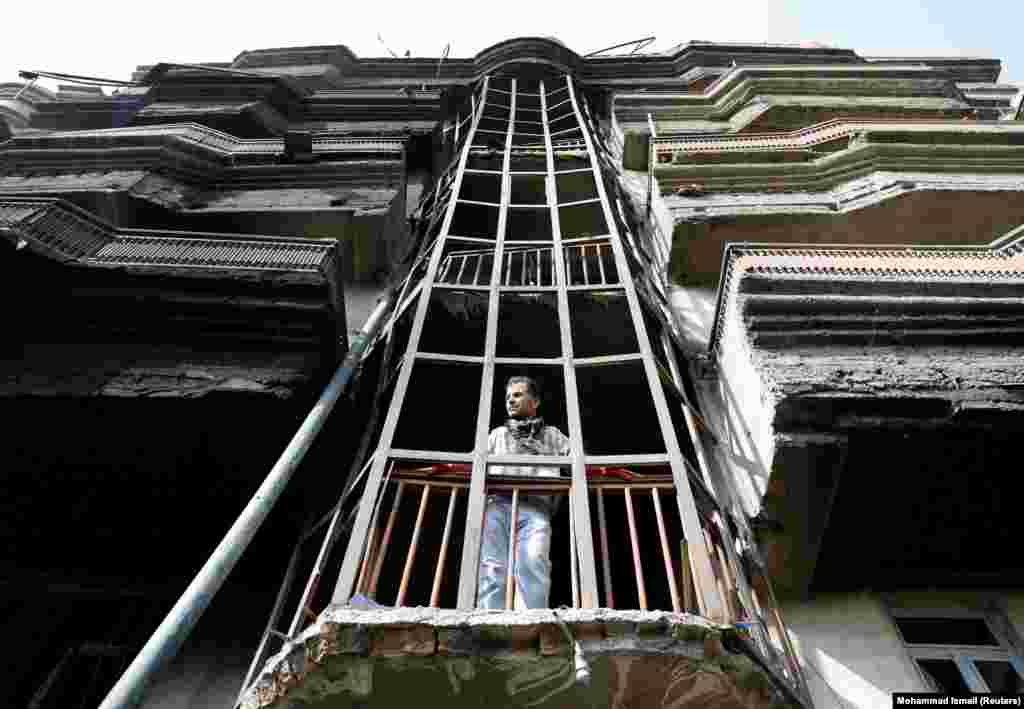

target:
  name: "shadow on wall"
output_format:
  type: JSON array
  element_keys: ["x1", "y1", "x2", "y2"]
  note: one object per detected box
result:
[
  {"x1": 783, "y1": 593, "x2": 925, "y2": 708},
  {"x1": 669, "y1": 285, "x2": 717, "y2": 353}
]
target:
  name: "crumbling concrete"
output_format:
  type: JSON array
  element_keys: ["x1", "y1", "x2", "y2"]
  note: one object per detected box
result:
[{"x1": 240, "y1": 607, "x2": 799, "y2": 709}]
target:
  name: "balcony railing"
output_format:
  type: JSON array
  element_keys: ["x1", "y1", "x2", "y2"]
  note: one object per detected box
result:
[{"x1": 240, "y1": 461, "x2": 806, "y2": 703}]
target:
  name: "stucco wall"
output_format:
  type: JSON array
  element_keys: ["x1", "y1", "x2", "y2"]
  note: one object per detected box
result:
[
  {"x1": 783, "y1": 592, "x2": 923, "y2": 708},
  {"x1": 782, "y1": 590, "x2": 1024, "y2": 708}
]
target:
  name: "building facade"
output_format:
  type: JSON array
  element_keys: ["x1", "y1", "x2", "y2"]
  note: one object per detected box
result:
[{"x1": 1, "y1": 37, "x2": 1023, "y2": 709}]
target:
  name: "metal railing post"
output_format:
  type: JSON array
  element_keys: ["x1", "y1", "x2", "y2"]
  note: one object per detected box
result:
[{"x1": 97, "y1": 297, "x2": 391, "y2": 709}]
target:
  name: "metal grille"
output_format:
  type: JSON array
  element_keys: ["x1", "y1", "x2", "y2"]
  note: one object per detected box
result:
[
  {"x1": 91, "y1": 236, "x2": 328, "y2": 271},
  {"x1": 436, "y1": 248, "x2": 494, "y2": 285},
  {"x1": 564, "y1": 242, "x2": 617, "y2": 286}
]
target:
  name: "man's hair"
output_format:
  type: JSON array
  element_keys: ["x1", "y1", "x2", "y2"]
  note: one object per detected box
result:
[{"x1": 506, "y1": 375, "x2": 540, "y2": 404}]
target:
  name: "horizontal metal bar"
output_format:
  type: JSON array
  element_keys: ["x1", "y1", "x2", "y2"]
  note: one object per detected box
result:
[
  {"x1": 414, "y1": 352, "x2": 483, "y2": 364},
  {"x1": 574, "y1": 353, "x2": 644, "y2": 366},
  {"x1": 584, "y1": 454, "x2": 671, "y2": 465}
]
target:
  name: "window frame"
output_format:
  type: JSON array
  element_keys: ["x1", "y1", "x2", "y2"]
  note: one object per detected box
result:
[{"x1": 887, "y1": 601, "x2": 1024, "y2": 693}]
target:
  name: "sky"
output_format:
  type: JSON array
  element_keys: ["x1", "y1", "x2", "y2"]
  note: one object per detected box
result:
[{"x1": 2, "y1": 0, "x2": 1022, "y2": 92}]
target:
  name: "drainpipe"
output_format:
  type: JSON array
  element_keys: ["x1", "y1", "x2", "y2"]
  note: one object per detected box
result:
[{"x1": 98, "y1": 296, "x2": 392, "y2": 709}]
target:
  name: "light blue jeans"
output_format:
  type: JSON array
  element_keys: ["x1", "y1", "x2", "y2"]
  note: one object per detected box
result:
[{"x1": 477, "y1": 495, "x2": 552, "y2": 609}]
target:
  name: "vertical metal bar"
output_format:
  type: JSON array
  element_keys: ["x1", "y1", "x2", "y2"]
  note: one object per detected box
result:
[
  {"x1": 536, "y1": 248, "x2": 542, "y2": 285},
  {"x1": 396, "y1": 484, "x2": 431, "y2": 607},
  {"x1": 521, "y1": 248, "x2": 528, "y2": 285},
  {"x1": 505, "y1": 488, "x2": 519, "y2": 610},
  {"x1": 596, "y1": 243, "x2": 607, "y2": 284},
  {"x1": 473, "y1": 252, "x2": 484, "y2": 285},
  {"x1": 368, "y1": 481, "x2": 405, "y2": 599},
  {"x1": 542, "y1": 78, "x2": 600, "y2": 609},
  {"x1": 565, "y1": 74, "x2": 723, "y2": 621},
  {"x1": 569, "y1": 492, "x2": 580, "y2": 608},
  {"x1": 333, "y1": 78, "x2": 490, "y2": 606},
  {"x1": 455, "y1": 76, "x2": 509, "y2": 609},
  {"x1": 236, "y1": 541, "x2": 302, "y2": 705},
  {"x1": 430, "y1": 488, "x2": 459, "y2": 608},
  {"x1": 623, "y1": 487, "x2": 647, "y2": 610},
  {"x1": 595, "y1": 489, "x2": 615, "y2": 608},
  {"x1": 652, "y1": 487, "x2": 681, "y2": 612},
  {"x1": 355, "y1": 512, "x2": 379, "y2": 594},
  {"x1": 456, "y1": 254, "x2": 468, "y2": 283},
  {"x1": 581, "y1": 245, "x2": 591, "y2": 285},
  {"x1": 504, "y1": 249, "x2": 513, "y2": 285}
]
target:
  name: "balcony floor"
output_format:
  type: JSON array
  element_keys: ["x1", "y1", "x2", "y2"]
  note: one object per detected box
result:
[{"x1": 239, "y1": 607, "x2": 801, "y2": 709}]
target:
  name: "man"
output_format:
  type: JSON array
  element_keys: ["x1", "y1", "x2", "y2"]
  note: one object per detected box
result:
[{"x1": 477, "y1": 376, "x2": 570, "y2": 609}]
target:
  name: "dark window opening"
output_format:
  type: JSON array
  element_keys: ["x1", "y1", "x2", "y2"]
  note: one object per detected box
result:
[
  {"x1": 559, "y1": 201, "x2": 608, "y2": 239},
  {"x1": 516, "y1": 93, "x2": 541, "y2": 110},
  {"x1": 393, "y1": 360, "x2": 481, "y2": 452},
  {"x1": 489, "y1": 78, "x2": 512, "y2": 93},
  {"x1": 976, "y1": 660, "x2": 1024, "y2": 693},
  {"x1": 516, "y1": 107, "x2": 543, "y2": 123},
  {"x1": 510, "y1": 175, "x2": 547, "y2": 205},
  {"x1": 507, "y1": 206, "x2": 553, "y2": 241},
  {"x1": 548, "y1": 113, "x2": 579, "y2": 133},
  {"x1": 459, "y1": 172, "x2": 501, "y2": 203},
  {"x1": 569, "y1": 290, "x2": 639, "y2": 357},
  {"x1": 496, "y1": 293, "x2": 561, "y2": 358},
  {"x1": 917, "y1": 659, "x2": 972, "y2": 694},
  {"x1": 511, "y1": 132, "x2": 545, "y2": 148},
  {"x1": 482, "y1": 103, "x2": 510, "y2": 121},
  {"x1": 556, "y1": 171, "x2": 598, "y2": 203},
  {"x1": 896, "y1": 617, "x2": 1000, "y2": 646},
  {"x1": 515, "y1": 121, "x2": 543, "y2": 134},
  {"x1": 473, "y1": 130, "x2": 507, "y2": 150},
  {"x1": 449, "y1": 202, "x2": 500, "y2": 239},
  {"x1": 576, "y1": 362, "x2": 665, "y2": 454},
  {"x1": 420, "y1": 290, "x2": 489, "y2": 356},
  {"x1": 466, "y1": 153, "x2": 504, "y2": 171},
  {"x1": 477, "y1": 117, "x2": 509, "y2": 134},
  {"x1": 509, "y1": 156, "x2": 549, "y2": 173}
]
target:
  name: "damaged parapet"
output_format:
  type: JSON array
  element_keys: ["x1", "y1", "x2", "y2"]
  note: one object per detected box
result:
[{"x1": 240, "y1": 607, "x2": 800, "y2": 709}]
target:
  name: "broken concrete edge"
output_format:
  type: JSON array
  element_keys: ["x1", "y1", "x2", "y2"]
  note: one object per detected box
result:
[{"x1": 238, "y1": 606, "x2": 802, "y2": 709}]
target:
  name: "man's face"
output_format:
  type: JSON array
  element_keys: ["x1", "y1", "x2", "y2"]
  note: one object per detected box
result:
[{"x1": 506, "y1": 382, "x2": 538, "y2": 419}]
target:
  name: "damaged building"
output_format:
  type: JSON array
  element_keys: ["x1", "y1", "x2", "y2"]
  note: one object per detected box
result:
[{"x1": 1, "y1": 36, "x2": 1023, "y2": 709}]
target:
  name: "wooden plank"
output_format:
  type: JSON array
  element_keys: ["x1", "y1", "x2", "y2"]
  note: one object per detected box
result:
[
  {"x1": 652, "y1": 487, "x2": 681, "y2": 612},
  {"x1": 396, "y1": 484, "x2": 431, "y2": 606},
  {"x1": 367, "y1": 482, "x2": 405, "y2": 599},
  {"x1": 623, "y1": 487, "x2": 647, "y2": 610},
  {"x1": 431, "y1": 488, "x2": 459, "y2": 607}
]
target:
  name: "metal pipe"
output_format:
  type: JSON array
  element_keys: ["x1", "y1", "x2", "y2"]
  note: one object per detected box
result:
[{"x1": 98, "y1": 295, "x2": 392, "y2": 709}]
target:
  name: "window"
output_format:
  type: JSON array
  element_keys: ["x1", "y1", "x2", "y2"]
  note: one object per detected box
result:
[{"x1": 891, "y1": 604, "x2": 1024, "y2": 694}]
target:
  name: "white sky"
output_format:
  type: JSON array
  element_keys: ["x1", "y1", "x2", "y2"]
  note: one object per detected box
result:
[{"x1": 2, "y1": 0, "x2": 1022, "y2": 91}]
